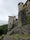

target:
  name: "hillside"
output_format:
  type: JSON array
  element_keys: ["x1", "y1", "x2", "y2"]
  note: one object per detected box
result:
[{"x1": 0, "y1": 24, "x2": 8, "y2": 35}]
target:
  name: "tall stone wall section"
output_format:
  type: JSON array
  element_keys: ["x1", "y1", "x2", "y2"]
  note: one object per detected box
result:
[
  {"x1": 18, "y1": 2, "x2": 24, "y2": 26},
  {"x1": 18, "y1": 0, "x2": 30, "y2": 35},
  {"x1": 8, "y1": 16, "x2": 16, "y2": 31},
  {"x1": 18, "y1": 2, "x2": 26, "y2": 26}
]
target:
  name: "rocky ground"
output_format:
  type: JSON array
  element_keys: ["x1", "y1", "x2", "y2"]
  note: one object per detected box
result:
[{"x1": 0, "y1": 34, "x2": 30, "y2": 40}]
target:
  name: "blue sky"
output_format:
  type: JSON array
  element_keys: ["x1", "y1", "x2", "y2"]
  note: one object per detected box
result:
[{"x1": 0, "y1": 0, "x2": 27, "y2": 22}]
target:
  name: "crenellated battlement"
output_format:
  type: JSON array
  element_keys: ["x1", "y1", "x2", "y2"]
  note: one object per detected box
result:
[
  {"x1": 18, "y1": 0, "x2": 30, "y2": 11},
  {"x1": 18, "y1": 2, "x2": 24, "y2": 11}
]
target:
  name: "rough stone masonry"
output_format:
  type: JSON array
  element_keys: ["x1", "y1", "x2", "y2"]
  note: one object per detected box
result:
[{"x1": 8, "y1": 0, "x2": 30, "y2": 35}]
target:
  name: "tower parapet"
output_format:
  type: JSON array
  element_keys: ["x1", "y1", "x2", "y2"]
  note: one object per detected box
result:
[{"x1": 18, "y1": 2, "x2": 24, "y2": 11}]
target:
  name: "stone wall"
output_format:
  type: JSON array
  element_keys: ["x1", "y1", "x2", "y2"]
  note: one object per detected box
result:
[
  {"x1": 22, "y1": 24, "x2": 30, "y2": 35},
  {"x1": 8, "y1": 16, "x2": 16, "y2": 31}
]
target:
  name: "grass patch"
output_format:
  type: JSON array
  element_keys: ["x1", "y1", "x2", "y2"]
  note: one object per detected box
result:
[
  {"x1": 0, "y1": 24, "x2": 8, "y2": 35},
  {"x1": 26, "y1": 16, "x2": 30, "y2": 24},
  {"x1": 9, "y1": 34, "x2": 30, "y2": 38},
  {"x1": 0, "y1": 35, "x2": 4, "y2": 39},
  {"x1": 0, "y1": 36, "x2": 3, "y2": 39}
]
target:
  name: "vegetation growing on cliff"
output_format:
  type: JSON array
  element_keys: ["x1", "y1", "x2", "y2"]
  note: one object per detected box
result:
[
  {"x1": 9, "y1": 34, "x2": 30, "y2": 38},
  {"x1": 26, "y1": 16, "x2": 30, "y2": 24},
  {"x1": 0, "y1": 24, "x2": 8, "y2": 35}
]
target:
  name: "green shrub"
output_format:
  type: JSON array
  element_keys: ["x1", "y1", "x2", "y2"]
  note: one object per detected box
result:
[
  {"x1": 26, "y1": 16, "x2": 30, "y2": 24},
  {"x1": 0, "y1": 24, "x2": 8, "y2": 35}
]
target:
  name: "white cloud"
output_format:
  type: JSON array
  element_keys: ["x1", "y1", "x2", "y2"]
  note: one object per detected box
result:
[
  {"x1": 0, "y1": 0, "x2": 27, "y2": 22},
  {"x1": 8, "y1": 0, "x2": 27, "y2": 18}
]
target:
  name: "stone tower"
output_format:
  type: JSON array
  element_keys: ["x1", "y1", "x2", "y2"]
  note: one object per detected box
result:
[
  {"x1": 18, "y1": 2, "x2": 26, "y2": 26},
  {"x1": 24, "y1": 0, "x2": 30, "y2": 24},
  {"x1": 22, "y1": 0, "x2": 30, "y2": 35},
  {"x1": 27, "y1": 0, "x2": 30, "y2": 16},
  {"x1": 8, "y1": 16, "x2": 16, "y2": 31},
  {"x1": 18, "y1": 2, "x2": 24, "y2": 26}
]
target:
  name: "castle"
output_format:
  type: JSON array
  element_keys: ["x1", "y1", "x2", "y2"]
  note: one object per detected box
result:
[{"x1": 8, "y1": 0, "x2": 30, "y2": 35}]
